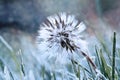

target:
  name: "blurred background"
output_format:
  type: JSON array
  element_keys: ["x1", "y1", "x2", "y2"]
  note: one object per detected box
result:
[
  {"x1": 0, "y1": 0, "x2": 120, "y2": 79},
  {"x1": 0, "y1": 0, "x2": 120, "y2": 52},
  {"x1": 0, "y1": 0, "x2": 120, "y2": 33}
]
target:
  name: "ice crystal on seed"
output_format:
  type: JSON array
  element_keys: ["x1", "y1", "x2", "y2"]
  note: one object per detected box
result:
[{"x1": 37, "y1": 13, "x2": 88, "y2": 64}]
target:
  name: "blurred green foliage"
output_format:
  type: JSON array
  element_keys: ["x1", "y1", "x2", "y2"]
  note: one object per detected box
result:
[{"x1": 95, "y1": 0, "x2": 116, "y2": 16}]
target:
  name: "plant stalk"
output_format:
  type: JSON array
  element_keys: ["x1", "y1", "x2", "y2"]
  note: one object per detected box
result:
[{"x1": 112, "y1": 32, "x2": 116, "y2": 80}]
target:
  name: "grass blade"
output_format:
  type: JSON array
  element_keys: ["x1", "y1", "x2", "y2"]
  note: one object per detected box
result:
[{"x1": 112, "y1": 32, "x2": 116, "y2": 80}]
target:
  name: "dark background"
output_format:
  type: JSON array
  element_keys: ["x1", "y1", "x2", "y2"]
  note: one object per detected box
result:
[{"x1": 0, "y1": 0, "x2": 119, "y2": 33}]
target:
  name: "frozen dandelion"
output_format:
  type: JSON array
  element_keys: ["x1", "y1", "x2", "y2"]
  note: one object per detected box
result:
[{"x1": 37, "y1": 12, "x2": 88, "y2": 64}]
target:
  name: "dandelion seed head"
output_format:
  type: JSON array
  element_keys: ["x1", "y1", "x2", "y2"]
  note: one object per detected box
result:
[{"x1": 37, "y1": 12, "x2": 87, "y2": 64}]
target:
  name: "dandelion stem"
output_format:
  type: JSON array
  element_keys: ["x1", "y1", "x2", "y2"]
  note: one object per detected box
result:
[{"x1": 81, "y1": 51, "x2": 97, "y2": 73}]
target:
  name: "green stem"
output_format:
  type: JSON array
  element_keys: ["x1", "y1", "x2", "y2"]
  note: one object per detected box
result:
[{"x1": 112, "y1": 32, "x2": 116, "y2": 80}]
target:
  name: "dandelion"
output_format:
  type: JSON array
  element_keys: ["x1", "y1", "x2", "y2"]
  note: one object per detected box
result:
[
  {"x1": 37, "y1": 12, "x2": 96, "y2": 70},
  {"x1": 37, "y1": 13, "x2": 85, "y2": 58}
]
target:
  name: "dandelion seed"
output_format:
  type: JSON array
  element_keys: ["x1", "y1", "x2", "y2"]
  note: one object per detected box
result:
[{"x1": 37, "y1": 12, "x2": 88, "y2": 64}]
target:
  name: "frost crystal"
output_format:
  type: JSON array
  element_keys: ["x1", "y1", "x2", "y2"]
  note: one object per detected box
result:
[{"x1": 37, "y1": 13, "x2": 87, "y2": 64}]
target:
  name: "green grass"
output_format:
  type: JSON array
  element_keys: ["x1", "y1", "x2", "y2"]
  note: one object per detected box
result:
[{"x1": 0, "y1": 32, "x2": 120, "y2": 80}]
